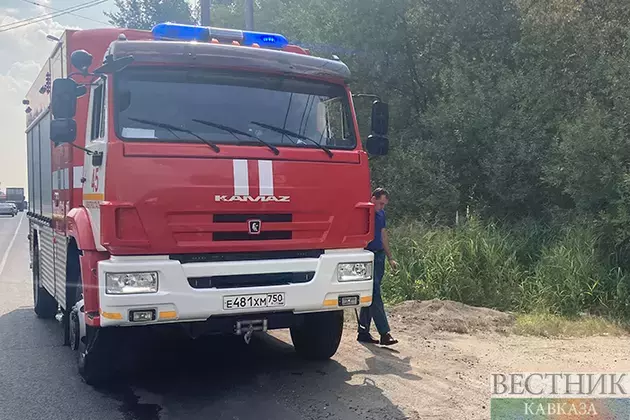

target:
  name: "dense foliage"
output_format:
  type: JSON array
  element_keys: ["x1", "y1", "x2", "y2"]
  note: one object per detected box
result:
[
  {"x1": 106, "y1": 0, "x2": 195, "y2": 29},
  {"x1": 107, "y1": 0, "x2": 630, "y2": 317},
  {"x1": 384, "y1": 219, "x2": 630, "y2": 318}
]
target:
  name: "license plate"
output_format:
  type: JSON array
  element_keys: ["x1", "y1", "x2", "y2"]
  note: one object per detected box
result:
[{"x1": 223, "y1": 293, "x2": 285, "y2": 310}]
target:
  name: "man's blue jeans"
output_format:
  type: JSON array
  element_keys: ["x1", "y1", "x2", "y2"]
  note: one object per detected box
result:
[{"x1": 358, "y1": 250, "x2": 390, "y2": 335}]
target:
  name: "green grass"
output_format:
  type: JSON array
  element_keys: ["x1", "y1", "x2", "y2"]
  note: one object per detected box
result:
[
  {"x1": 382, "y1": 218, "x2": 630, "y2": 323},
  {"x1": 513, "y1": 313, "x2": 629, "y2": 337}
]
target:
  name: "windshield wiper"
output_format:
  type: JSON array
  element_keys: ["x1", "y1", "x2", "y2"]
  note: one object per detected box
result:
[
  {"x1": 192, "y1": 118, "x2": 279, "y2": 156},
  {"x1": 127, "y1": 117, "x2": 220, "y2": 153},
  {"x1": 250, "y1": 121, "x2": 334, "y2": 158}
]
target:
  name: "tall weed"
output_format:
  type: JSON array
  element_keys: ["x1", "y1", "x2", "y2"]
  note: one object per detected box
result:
[
  {"x1": 384, "y1": 218, "x2": 525, "y2": 311},
  {"x1": 383, "y1": 219, "x2": 630, "y2": 319}
]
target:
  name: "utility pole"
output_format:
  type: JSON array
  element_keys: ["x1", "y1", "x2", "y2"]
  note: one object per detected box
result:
[
  {"x1": 244, "y1": 0, "x2": 254, "y2": 30},
  {"x1": 201, "y1": 0, "x2": 211, "y2": 26}
]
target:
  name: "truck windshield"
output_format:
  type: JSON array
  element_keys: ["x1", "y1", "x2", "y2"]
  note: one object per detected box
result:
[{"x1": 114, "y1": 68, "x2": 356, "y2": 150}]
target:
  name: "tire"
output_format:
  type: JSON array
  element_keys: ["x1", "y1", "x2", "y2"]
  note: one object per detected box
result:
[
  {"x1": 290, "y1": 310, "x2": 344, "y2": 361},
  {"x1": 32, "y1": 244, "x2": 58, "y2": 319},
  {"x1": 64, "y1": 247, "x2": 121, "y2": 385},
  {"x1": 63, "y1": 246, "x2": 82, "y2": 346},
  {"x1": 78, "y1": 326, "x2": 119, "y2": 385}
]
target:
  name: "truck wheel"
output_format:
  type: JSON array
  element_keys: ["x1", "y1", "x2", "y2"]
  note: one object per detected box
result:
[
  {"x1": 32, "y1": 245, "x2": 57, "y2": 319},
  {"x1": 78, "y1": 325, "x2": 118, "y2": 385},
  {"x1": 290, "y1": 310, "x2": 344, "y2": 361},
  {"x1": 63, "y1": 246, "x2": 82, "y2": 347}
]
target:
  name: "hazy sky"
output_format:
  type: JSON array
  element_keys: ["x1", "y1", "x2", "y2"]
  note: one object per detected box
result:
[{"x1": 0, "y1": 0, "x2": 115, "y2": 194}]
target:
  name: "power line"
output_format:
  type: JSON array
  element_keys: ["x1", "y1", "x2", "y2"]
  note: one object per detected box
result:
[
  {"x1": 0, "y1": 0, "x2": 108, "y2": 33},
  {"x1": 0, "y1": 0, "x2": 104, "y2": 30},
  {"x1": 18, "y1": 0, "x2": 112, "y2": 26},
  {"x1": 1, "y1": 0, "x2": 109, "y2": 30},
  {"x1": 0, "y1": 0, "x2": 103, "y2": 29}
]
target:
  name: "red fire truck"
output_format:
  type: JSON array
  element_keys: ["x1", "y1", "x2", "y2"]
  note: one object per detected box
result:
[{"x1": 24, "y1": 23, "x2": 389, "y2": 383}]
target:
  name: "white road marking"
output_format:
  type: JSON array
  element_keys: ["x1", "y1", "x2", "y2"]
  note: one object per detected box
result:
[{"x1": 0, "y1": 213, "x2": 25, "y2": 278}]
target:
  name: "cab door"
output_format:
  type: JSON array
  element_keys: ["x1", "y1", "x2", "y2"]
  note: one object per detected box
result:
[{"x1": 82, "y1": 78, "x2": 108, "y2": 252}]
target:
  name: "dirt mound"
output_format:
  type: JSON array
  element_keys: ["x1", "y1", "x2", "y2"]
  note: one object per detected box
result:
[{"x1": 388, "y1": 299, "x2": 515, "y2": 335}]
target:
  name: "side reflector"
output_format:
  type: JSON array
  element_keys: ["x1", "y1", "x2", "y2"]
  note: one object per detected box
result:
[
  {"x1": 83, "y1": 192, "x2": 104, "y2": 201},
  {"x1": 100, "y1": 310, "x2": 123, "y2": 320},
  {"x1": 159, "y1": 311, "x2": 177, "y2": 320}
]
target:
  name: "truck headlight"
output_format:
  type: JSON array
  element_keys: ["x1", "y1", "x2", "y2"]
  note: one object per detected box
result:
[
  {"x1": 337, "y1": 262, "x2": 372, "y2": 282},
  {"x1": 105, "y1": 272, "x2": 158, "y2": 294}
]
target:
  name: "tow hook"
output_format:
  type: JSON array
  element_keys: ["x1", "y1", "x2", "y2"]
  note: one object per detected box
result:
[{"x1": 235, "y1": 319, "x2": 268, "y2": 344}]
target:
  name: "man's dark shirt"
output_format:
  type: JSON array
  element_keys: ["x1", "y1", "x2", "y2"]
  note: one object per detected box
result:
[{"x1": 367, "y1": 209, "x2": 386, "y2": 252}]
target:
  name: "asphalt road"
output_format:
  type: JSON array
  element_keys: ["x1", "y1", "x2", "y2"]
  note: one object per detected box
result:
[
  {"x1": 5, "y1": 214, "x2": 630, "y2": 420},
  {"x1": 0, "y1": 214, "x2": 415, "y2": 420}
]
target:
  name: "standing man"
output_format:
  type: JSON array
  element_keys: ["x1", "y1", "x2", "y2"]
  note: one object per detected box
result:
[{"x1": 357, "y1": 188, "x2": 399, "y2": 346}]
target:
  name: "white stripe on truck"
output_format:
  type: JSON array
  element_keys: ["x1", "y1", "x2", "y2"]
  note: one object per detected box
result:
[
  {"x1": 258, "y1": 160, "x2": 274, "y2": 196},
  {"x1": 233, "y1": 159, "x2": 249, "y2": 196},
  {"x1": 73, "y1": 166, "x2": 84, "y2": 188}
]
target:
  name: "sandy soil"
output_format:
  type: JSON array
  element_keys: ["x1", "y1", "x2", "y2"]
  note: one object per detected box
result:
[{"x1": 278, "y1": 300, "x2": 630, "y2": 419}]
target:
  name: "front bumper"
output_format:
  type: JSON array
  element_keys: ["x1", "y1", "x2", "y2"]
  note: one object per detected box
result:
[{"x1": 97, "y1": 249, "x2": 374, "y2": 327}]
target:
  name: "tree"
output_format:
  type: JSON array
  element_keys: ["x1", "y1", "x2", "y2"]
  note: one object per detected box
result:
[
  {"x1": 103, "y1": 0, "x2": 630, "y2": 232},
  {"x1": 105, "y1": 0, "x2": 194, "y2": 30}
]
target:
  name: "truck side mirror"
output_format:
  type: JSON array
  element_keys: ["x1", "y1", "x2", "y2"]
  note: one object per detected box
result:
[
  {"x1": 366, "y1": 134, "x2": 389, "y2": 155},
  {"x1": 366, "y1": 101, "x2": 389, "y2": 155},
  {"x1": 50, "y1": 119, "x2": 77, "y2": 145},
  {"x1": 371, "y1": 101, "x2": 389, "y2": 136},
  {"x1": 51, "y1": 78, "x2": 81, "y2": 119}
]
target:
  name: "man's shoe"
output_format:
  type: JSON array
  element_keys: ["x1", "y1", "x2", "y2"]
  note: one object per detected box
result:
[
  {"x1": 357, "y1": 333, "x2": 379, "y2": 344},
  {"x1": 379, "y1": 333, "x2": 398, "y2": 346}
]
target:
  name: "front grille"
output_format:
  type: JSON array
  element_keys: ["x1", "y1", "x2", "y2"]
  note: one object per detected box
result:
[
  {"x1": 213, "y1": 231, "x2": 291, "y2": 241},
  {"x1": 212, "y1": 213, "x2": 292, "y2": 241},
  {"x1": 188, "y1": 271, "x2": 315, "y2": 289},
  {"x1": 213, "y1": 214, "x2": 292, "y2": 223},
  {"x1": 170, "y1": 250, "x2": 324, "y2": 264}
]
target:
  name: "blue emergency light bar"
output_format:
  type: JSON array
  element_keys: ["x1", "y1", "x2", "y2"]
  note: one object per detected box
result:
[{"x1": 151, "y1": 23, "x2": 289, "y2": 49}]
